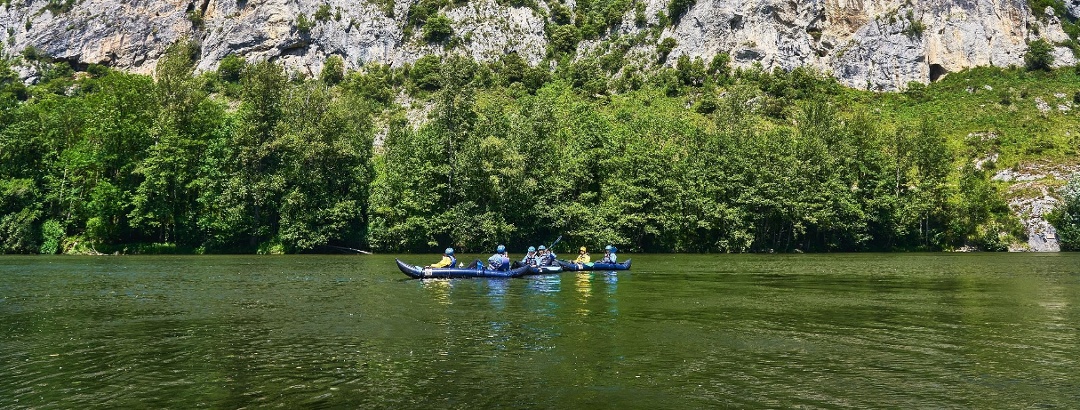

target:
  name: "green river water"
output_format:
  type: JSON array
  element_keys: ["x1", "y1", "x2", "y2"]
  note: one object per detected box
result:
[{"x1": 1, "y1": 253, "x2": 1078, "y2": 408}]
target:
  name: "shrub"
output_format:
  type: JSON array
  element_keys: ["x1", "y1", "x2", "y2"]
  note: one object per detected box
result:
[
  {"x1": 297, "y1": 14, "x2": 314, "y2": 34},
  {"x1": 45, "y1": 0, "x2": 75, "y2": 14},
  {"x1": 905, "y1": 81, "x2": 927, "y2": 101},
  {"x1": 1047, "y1": 175, "x2": 1080, "y2": 251},
  {"x1": 40, "y1": 219, "x2": 63, "y2": 254},
  {"x1": 657, "y1": 37, "x2": 677, "y2": 63},
  {"x1": 320, "y1": 55, "x2": 345, "y2": 85},
  {"x1": 1024, "y1": 39, "x2": 1054, "y2": 71},
  {"x1": 548, "y1": 24, "x2": 580, "y2": 56},
  {"x1": 218, "y1": 54, "x2": 246, "y2": 83},
  {"x1": 708, "y1": 52, "x2": 731, "y2": 80},
  {"x1": 901, "y1": 11, "x2": 925, "y2": 37},
  {"x1": 314, "y1": 4, "x2": 332, "y2": 21},
  {"x1": 695, "y1": 92, "x2": 718, "y2": 114},
  {"x1": 422, "y1": 14, "x2": 453, "y2": 43},
  {"x1": 187, "y1": 9, "x2": 205, "y2": 28},
  {"x1": 410, "y1": 54, "x2": 442, "y2": 90},
  {"x1": 550, "y1": 3, "x2": 572, "y2": 25},
  {"x1": 667, "y1": 0, "x2": 695, "y2": 25}
]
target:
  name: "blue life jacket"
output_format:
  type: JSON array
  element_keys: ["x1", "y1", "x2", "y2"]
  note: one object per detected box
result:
[
  {"x1": 539, "y1": 252, "x2": 556, "y2": 266},
  {"x1": 449, "y1": 255, "x2": 457, "y2": 267},
  {"x1": 488, "y1": 254, "x2": 509, "y2": 271}
]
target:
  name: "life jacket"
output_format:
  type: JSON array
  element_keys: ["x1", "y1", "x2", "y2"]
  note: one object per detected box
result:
[{"x1": 448, "y1": 255, "x2": 457, "y2": 267}]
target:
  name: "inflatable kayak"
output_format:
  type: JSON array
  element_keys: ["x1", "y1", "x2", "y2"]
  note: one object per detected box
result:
[
  {"x1": 526, "y1": 265, "x2": 564, "y2": 275},
  {"x1": 557, "y1": 259, "x2": 632, "y2": 271},
  {"x1": 396, "y1": 259, "x2": 528, "y2": 279}
]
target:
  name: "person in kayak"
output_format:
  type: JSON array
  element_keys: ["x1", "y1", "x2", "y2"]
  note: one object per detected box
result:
[
  {"x1": 600, "y1": 245, "x2": 618, "y2": 263},
  {"x1": 428, "y1": 248, "x2": 457, "y2": 268},
  {"x1": 522, "y1": 246, "x2": 539, "y2": 267},
  {"x1": 488, "y1": 245, "x2": 510, "y2": 271},
  {"x1": 574, "y1": 246, "x2": 591, "y2": 264},
  {"x1": 537, "y1": 245, "x2": 556, "y2": 266}
]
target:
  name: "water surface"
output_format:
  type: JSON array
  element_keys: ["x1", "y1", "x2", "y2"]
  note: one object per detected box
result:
[{"x1": 1, "y1": 253, "x2": 1078, "y2": 408}]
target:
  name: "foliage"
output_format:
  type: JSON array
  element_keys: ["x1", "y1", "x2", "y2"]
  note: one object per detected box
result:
[
  {"x1": 217, "y1": 54, "x2": 246, "y2": 83},
  {"x1": 187, "y1": 9, "x2": 205, "y2": 29},
  {"x1": 423, "y1": 14, "x2": 454, "y2": 43},
  {"x1": 548, "y1": 24, "x2": 580, "y2": 56},
  {"x1": 667, "y1": 0, "x2": 695, "y2": 25},
  {"x1": 1025, "y1": 39, "x2": 1055, "y2": 71},
  {"x1": 3, "y1": 40, "x2": 1077, "y2": 254},
  {"x1": 901, "y1": 10, "x2": 925, "y2": 38},
  {"x1": 45, "y1": 0, "x2": 75, "y2": 14},
  {"x1": 320, "y1": 55, "x2": 345, "y2": 85},
  {"x1": 314, "y1": 4, "x2": 332, "y2": 21},
  {"x1": 407, "y1": 0, "x2": 448, "y2": 28},
  {"x1": 410, "y1": 54, "x2": 443, "y2": 91},
  {"x1": 1047, "y1": 174, "x2": 1080, "y2": 250},
  {"x1": 657, "y1": 37, "x2": 677, "y2": 63},
  {"x1": 296, "y1": 14, "x2": 314, "y2": 34},
  {"x1": 40, "y1": 219, "x2": 63, "y2": 254}
]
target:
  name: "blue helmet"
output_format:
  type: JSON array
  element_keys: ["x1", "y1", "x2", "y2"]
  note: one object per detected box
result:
[
  {"x1": 538, "y1": 245, "x2": 546, "y2": 251},
  {"x1": 528, "y1": 246, "x2": 536, "y2": 252},
  {"x1": 604, "y1": 245, "x2": 613, "y2": 252},
  {"x1": 445, "y1": 247, "x2": 454, "y2": 255},
  {"x1": 497, "y1": 244, "x2": 506, "y2": 253}
]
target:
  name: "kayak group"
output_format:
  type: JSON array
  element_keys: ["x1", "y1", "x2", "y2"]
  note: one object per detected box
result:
[{"x1": 426, "y1": 244, "x2": 620, "y2": 271}]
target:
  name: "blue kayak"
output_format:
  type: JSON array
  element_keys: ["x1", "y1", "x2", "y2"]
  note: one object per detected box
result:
[
  {"x1": 557, "y1": 259, "x2": 632, "y2": 271},
  {"x1": 526, "y1": 265, "x2": 564, "y2": 275},
  {"x1": 396, "y1": 259, "x2": 528, "y2": 279}
]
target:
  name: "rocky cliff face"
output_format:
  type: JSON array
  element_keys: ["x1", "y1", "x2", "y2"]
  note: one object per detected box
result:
[{"x1": 0, "y1": 0, "x2": 1076, "y2": 90}]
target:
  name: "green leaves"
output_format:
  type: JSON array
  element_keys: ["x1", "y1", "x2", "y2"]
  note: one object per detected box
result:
[{"x1": 1047, "y1": 175, "x2": 1080, "y2": 251}]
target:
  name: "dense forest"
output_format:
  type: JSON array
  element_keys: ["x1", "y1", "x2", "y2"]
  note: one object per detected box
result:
[{"x1": 1, "y1": 40, "x2": 1078, "y2": 254}]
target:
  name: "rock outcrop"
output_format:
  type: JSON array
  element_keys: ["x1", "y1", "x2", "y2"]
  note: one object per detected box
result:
[
  {"x1": 994, "y1": 163, "x2": 1080, "y2": 251},
  {"x1": 0, "y1": 0, "x2": 1076, "y2": 90}
]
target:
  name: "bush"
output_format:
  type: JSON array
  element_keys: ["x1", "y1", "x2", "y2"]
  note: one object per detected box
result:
[
  {"x1": 905, "y1": 81, "x2": 927, "y2": 101},
  {"x1": 45, "y1": 0, "x2": 75, "y2": 14},
  {"x1": 667, "y1": 0, "x2": 695, "y2": 25},
  {"x1": 297, "y1": 14, "x2": 314, "y2": 34},
  {"x1": 40, "y1": 219, "x2": 63, "y2": 254},
  {"x1": 901, "y1": 10, "x2": 925, "y2": 37},
  {"x1": 422, "y1": 14, "x2": 453, "y2": 43},
  {"x1": 1024, "y1": 39, "x2": 1054, "y2": 71},
  {"x1": 548, "y1": 24, "x2": 580, "y2": 56},
  {"x1": 410, "y1": 54, "x2": 442, "y2": 90},
  {"x1": 320, "y1": 55, "x2": 345, "y2": 85},
  {"x1": 1047, "y1": 175, "x2": 1080, "y2": 251},
  {"x1": 314, "y1": 4, "x2": 332, "y2": 21},
  {"x1": 657, "y1": 37, "x2": 677, "y2": 63},
  {"x1": 550, "y1": 3, "x2": 572, "y2": 25},
  {"x1": 217, "y1": 54, "x2": 246, "y2": 83}
]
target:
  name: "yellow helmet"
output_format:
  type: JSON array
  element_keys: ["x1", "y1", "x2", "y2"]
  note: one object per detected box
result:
[{"x1": 579, "y1": 246, "x2": 587, "y2": 252}]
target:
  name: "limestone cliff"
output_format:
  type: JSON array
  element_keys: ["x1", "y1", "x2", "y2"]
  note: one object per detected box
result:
[{"x1": 0, "y1": 0, "x2": 1076, "y2": 90}]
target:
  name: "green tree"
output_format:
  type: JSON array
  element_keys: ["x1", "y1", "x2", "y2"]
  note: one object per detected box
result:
[
  {"x1": 1024, "y1": 39, "x2": 1054, "y2": 71},
  {"x1": 320, "y1": 55, "x2": 345, "y2": 85},
  {"x1": 1047, "y1": 175, "x2": 1080, "y2": 250},
  {"x1": 423, "y1": 14, "x2": 453, "y2": 43},
  {"x1": 217, "y1": 54, "x2": 246, "y2": 83},
  {"x1": 131, "y1": 40, "x2": 224, "y2": 248},
  {"x1": 410, "y1": 54, "x2": 443, "y2": 91}
]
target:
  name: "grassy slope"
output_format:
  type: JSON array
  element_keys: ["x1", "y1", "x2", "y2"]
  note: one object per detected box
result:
[{"x1": 850, "y1": 67, "x2": 1079, "y2": 167}]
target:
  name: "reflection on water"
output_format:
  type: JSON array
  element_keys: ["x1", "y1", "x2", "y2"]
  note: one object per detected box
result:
[
  {"x1": 2, "y1": 254, "x2": 1080, "y2": 409},
  {"x1": 575, "y1": 273, "x2": 592, "y2": 316}
]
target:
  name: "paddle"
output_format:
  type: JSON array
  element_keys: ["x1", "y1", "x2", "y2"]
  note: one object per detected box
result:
[{"x1": 547, "y1": 235, "x2": 563, "y2": 251}]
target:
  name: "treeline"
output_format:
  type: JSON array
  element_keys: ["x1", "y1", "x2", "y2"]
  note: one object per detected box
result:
[{"x1": 0, "y1": 43, "x2": 1031, "y2": 254}]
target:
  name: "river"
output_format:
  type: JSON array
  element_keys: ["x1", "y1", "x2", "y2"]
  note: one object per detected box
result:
[{"x1": 1, "y1": 253, "x2": 1078, "y2": 408}]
